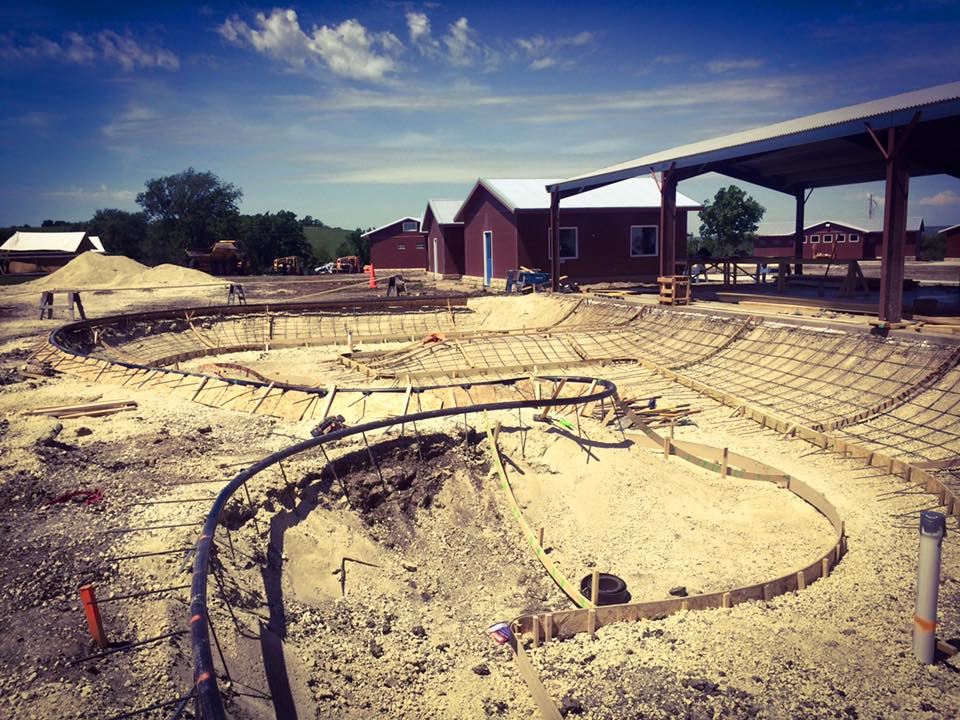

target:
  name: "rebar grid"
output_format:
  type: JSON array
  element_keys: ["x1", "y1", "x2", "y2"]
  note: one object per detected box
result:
[
  {"x1": 840, "y1": 365, "x2": 960, "y2": 462},
  {"x1": 686, "y1": 325, "x2": 956, "y2": 427}
]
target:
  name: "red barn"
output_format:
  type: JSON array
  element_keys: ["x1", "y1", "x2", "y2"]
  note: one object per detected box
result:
[
  {"x1": 941, "y1": 224, "x2": 960, "y2": 258},
  {"x1": 754, "y1": 217, "x2": 924, "y2": 260},
  {"x1": 362, "y1": 216, "x2": 426, "y2": 269},
  {"x1": 453, "y1": 178, "x2": 699, "y2": 286},
  {"x1": 422, "y1": 200, "x2": 465, "y2": 277}
]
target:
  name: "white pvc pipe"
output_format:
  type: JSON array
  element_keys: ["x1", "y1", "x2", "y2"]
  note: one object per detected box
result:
[{"x1": 913, "y1": 510, "x2": 946, "y2": 664}]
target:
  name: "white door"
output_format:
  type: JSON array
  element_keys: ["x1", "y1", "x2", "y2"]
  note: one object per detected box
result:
[{"x1": 432, "y1": 238, "x2": 440, "y2": 275}]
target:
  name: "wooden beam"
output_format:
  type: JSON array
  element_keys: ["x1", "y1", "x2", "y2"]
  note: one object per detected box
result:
[
  {"x1": 549, "y1": 191, "x2": 560, "y2": 292},
  {"x1": 659, "y1": 170, "x2": 678, "y2": 278},
  {"x1": 878, "y1": 126, "x2": 911, "y2": 323}
]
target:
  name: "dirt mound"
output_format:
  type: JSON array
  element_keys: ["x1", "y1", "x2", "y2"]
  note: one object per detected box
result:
[
  {"x1": 31, "y1": 252, "x2": 219, "y2": 290},
  {"x1": 32, "y1": 252, "x2": 148, "y2": 289}
]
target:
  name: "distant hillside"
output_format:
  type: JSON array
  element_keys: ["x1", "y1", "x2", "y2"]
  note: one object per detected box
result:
[{"x1": 304, "y1": 226, "x2": 353, "y2": 261}]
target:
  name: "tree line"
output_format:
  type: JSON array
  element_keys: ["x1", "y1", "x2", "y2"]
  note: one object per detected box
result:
[{"x1": 2, "y1": 168, "x2": 369, "y2": 273}]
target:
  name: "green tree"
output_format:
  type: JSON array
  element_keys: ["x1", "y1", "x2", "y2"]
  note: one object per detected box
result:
[
  {"x1": 86, "y1": 209, "x2": 148, "y2": 260},
  {"x1": 136, "y1": 168, "x2": 242, "y2": 258},
  {"x1": 698, "y1": 185, "x2": 765, "y2": 257},
  {"x1": 344, "y1": 228, "x2": 369, "y2": 264},
  {"x1": 237, "y1": 210, "x2": 312, "y2": 273}
]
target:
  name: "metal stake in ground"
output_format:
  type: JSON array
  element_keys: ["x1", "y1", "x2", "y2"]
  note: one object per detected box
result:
[
  {"x1": 361, "y1": 431, "x2": 387, "y2": 492},
  {"x1": 320, "y1": 445, "x2": 351, "y2": 505},
  {"x1": 914, "y1": 510, "x2": 946, "y2": 664}
]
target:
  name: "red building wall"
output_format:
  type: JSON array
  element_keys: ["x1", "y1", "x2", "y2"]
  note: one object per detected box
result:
[
  {"x1": 367, "y1": 220, "x2": 427, "y2": 269},
  {"x1": 754, "y1": 223, "x2": 919, "y2": 260},
  {"x1": 459, "y1": 185, "x2": 691, "y2": 283},
  {"x1": 945, "y1": 228, "x2": 960, "y2": 259},
  {"x1": 460, "y1": 188, "x2": 519, "y2": 280},
  {"x1": 422, "y1": 210, "x2": 465, "y2": 276},
  {"x1": 516, "y1": 209, "x2": 688, "y2": 278}
]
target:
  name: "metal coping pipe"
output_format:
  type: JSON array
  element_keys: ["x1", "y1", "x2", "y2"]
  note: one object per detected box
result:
[
  {"x1": 914, "y1": 509, "x2": 947, "y2": 664},
  {"x1": 190, "y1": 375, "x2": 617, "y2": 719}
]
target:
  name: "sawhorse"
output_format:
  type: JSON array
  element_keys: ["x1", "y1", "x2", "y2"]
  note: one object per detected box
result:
[
  {"x1": 38, "y1": 291, "x2": 86, "y2": 320},
  {"x1": 227, "y1": 283, "x2": 247, "y2": 305}
]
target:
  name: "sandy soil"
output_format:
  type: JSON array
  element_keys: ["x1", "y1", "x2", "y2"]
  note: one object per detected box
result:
[{"x1": 0, "y1": 278, "x2": 958, "y2": 720}]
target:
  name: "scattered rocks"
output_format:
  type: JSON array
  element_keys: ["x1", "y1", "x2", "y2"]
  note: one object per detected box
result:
[
  {"x1": 471, "y1": 663, "x2": 490, "y2": 677},
  {"x1": 669, "y1": 586, "x2": 688, "y2": 597}
]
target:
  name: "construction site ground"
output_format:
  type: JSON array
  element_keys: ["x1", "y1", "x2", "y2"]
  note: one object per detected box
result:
[{"x1": 1, "y1": 257, "x2": 959, "y2": 720}]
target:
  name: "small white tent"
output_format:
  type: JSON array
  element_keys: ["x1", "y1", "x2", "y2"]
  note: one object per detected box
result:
[{"x1": 0, "y1": 231, "x2": 105, "y2": 274}]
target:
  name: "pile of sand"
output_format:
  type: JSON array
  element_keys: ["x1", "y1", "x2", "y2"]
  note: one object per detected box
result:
[{"x1": 32, "y1": 252, "x2": 220, "y2": 290}]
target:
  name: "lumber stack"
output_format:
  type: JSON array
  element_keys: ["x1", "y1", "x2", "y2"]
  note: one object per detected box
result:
[{"x1": 25, "y1": 400, "x2": 138, "y2": 419}]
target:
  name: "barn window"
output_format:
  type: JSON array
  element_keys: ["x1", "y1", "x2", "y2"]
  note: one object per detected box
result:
[
  {"x1": 810, "y1": 235, "x2": 820, "y2": 244},
  {"x1": 823, "y1": 234, "x2": 833, "y2": 243},
  {"x1": 397, "y1": 242, "x2": 407, "y2": 250},
  {"x1": 836, "y1": 234, "x2": 846, "y2": 243},
  {"x1": 849, "y1": 233, "x2": 859, "y2": 243},
  {"x1": 416, "y1": 241, "x2": 425, "y2": 249},
  {"x1": 629, "y1": 226, "x2": 658, "y2": 257},
  {"x1": 402, "y1": 221, "x2": 417, "y2": 232},
  {"x1": 547, "y1": 227, "x2": 579, "y2": 260}
]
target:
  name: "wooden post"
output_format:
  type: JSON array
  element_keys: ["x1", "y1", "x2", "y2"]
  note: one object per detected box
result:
[
  {"x1": 680, "y1": 600, "x2": 689, "y2": 611},
  {"x1": 537, "y1": 526, "x2": 544, "y2": 549},
  {"x1": 796, "y1": 570, "x2": 806, "y2": 591},
  {"x1": 876, "y1": 122, "x2": 914, "y2": 323},
  {"x1": 79, "y1": 584, "x2": 108, "y2": 648},
  {"x1": 587, "y1": 609, "x2": 597, "y2": 639},
  {"x1": 532, "y1": 616, "x2": 541, "y2": 648},
  {"x1": 549, "y1": 190, "x2": 561, "y2": 292},
  {"x1": 543, "y1": 613, "x2": 553, "y2": 643},
  {"x1": 659, "y1": 169, "x2": 677, "y2": 278},
  {"x1": 721, "y1": 447, "x2": 729, "y2": 477},
  {"x1": 794, "y1": 189, "x2": 806, "y2": 277},
  {"x1": 663, "y1": 436, "x2": 671, "y2": 459},
  {"x1": 590, "y1": 570, "x2": 600, "y2": 605},
  {"x1": 722, "y1": 592, "x2": 731, "y2": 609},
  {"x1": 821, "y1": 557, "x2": 831, "y2": 578}
]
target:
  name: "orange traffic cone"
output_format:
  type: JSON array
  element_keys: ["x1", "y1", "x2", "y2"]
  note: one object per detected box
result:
[{"x1": 368, "y1": 262, "x2": 377, "y2": 289}]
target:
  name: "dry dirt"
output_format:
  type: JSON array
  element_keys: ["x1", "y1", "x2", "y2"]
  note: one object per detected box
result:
[{"x1": 0, "y1": 274, "x2": 958, "y2": 720}]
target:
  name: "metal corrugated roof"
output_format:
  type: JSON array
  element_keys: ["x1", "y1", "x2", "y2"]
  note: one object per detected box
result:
[
  {"x1": 0, "y1": 231, "x2": 95, "y2": 252},
  {"x1": 426, "y1": 200, "x2": 463, "y2": 226},
  {"x1": 757, "y1": 217, "x2": 924, "y2": 236},
  {"x1": 474, "y1": 177, "x2": 700, "y2": 213},
  {"x1": 361, "y1": 216, "x2": 422, "y2": 238},
  {"x1": 550, "y1": 81, "x2": 960, "y2": 193}
]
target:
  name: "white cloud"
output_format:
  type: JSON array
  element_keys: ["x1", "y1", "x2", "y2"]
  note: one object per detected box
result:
[
  {"x1": 443, "y1": 17, "x2": 479, "y2": 67},
  {"x1": 43, "y1": 185, "x2": 137, "y2": 202},
  {"x1": 706, "y1": 57, "x2": 765, "y2": 74},
  {"x1": 0, "y1": 30, "x2": 178, "y2": 71},
  {"x1": 406, "y1": 11, "x2": 440, "y2": 57},
  {"x1": 919, "y1": 190, "x2": 960, "y2": 207},
  {"x1": 529, "y1": 57, "x2": 556, "y2": 71},
  {"x1": 219, "y1": 9, "x2": 401, "y2": 81}
]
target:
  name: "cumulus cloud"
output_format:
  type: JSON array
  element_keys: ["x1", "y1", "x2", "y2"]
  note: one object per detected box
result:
[
  {"x1": 406, "y1": 11, "x2": 439, "y2": 56},
  {"x1": 0, "y1": 30, "x2": 178, "y2": 71},
  {"x1": 706, "y1": 57, "x2": 765, "y2": 74},
  {"x1": 219, "y1": 9, "x2": 401, "y2": 82},
  {"x1": 919, "y1": 190, "x2": 960, "y2": 206}
]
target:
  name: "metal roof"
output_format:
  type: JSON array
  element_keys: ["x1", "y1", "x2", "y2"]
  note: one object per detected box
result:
[
  {"x1": 549, "y1": 81, "x2": 960, "y2": 195},
  {"x1": 757, "y1": 217, "x2": 925, "y2": 236},
  {"x1": 361, "y1": 216, "x2": 422, "y2": 238},
  {"x1": 455, "y1": 177, "x2": 699, "y2": 221},
  {"x1": 425, "y1": 200, "x2": 463, "y2": 226},
  {"x1": 940, "y1": 223, "x2": 960, "y2": 235},
  {"x1": 1, "y1": 231, "x2": 104, "y2": 253}
]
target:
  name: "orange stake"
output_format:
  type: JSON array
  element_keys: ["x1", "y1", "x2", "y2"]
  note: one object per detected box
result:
[
  {"x1": 368, "y1": 263, "x2": 377, "y2": 289},
  {"x1": 79, "y1": 584, "x2": 108, "y2": 648}
]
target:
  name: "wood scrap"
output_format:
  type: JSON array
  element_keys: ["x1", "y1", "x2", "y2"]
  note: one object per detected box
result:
[{"x1": 26, "y1": 400, "x2": 137, "y2": 419}]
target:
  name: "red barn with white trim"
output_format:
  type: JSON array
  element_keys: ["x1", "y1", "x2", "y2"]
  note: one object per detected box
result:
[
  {"x1": 453, "y1": 178, "x2": 700, "y2": 286},
  {"x1": 362, "y1": 217, "x2": 426, "y2": 269}
]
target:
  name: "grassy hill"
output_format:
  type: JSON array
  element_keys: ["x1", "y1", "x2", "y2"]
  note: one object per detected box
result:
[{"x1": 304, "y1": 226, "x2": 353, "y2": 261}]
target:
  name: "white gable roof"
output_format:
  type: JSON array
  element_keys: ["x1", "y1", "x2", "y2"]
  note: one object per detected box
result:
[
  {"x1": 470, "y1": 177, "x2": 700, "y2": 214},
  {"x1": 89, "y1": 235, "x2": 105, "y2": 252},
  {"x1": 757, "y1": 217, "x2": 924, "y2": 236},
  {"x1": 361, "y1": 216, "x2": 422, "y2": 238},
  {"x1": 426, "y1": 200, "x2": 463, "y2": 226},
  {"x1": 0, "y1": 231, "x2": 97, "y2": 252}
]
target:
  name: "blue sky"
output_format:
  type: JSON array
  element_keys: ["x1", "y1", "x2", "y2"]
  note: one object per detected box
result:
[{"x1": 2, "y1": 1, "x2": 959, "y2": 231}]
